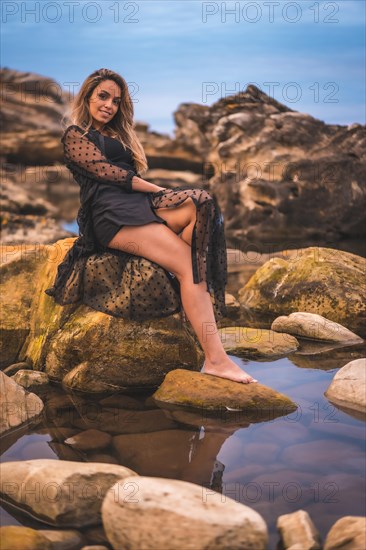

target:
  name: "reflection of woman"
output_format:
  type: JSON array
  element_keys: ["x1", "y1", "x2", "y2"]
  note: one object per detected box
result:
[{"x1": 47, "y1": 68, "x2": 257, "y2": 384}]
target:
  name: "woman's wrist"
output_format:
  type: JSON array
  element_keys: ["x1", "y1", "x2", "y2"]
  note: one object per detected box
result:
[{"x1": 131, "y1": 176, "x2": 163, "y2": 193}]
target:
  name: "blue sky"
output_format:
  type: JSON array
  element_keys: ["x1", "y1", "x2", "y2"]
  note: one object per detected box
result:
[{"x1": 1, "y1": 0, "x2": 365, "y2": 136}]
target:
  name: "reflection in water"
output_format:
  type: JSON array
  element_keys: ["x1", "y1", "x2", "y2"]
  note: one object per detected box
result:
[{"x1": 1, "y1": 347, "x2": 365, "y2": 548}]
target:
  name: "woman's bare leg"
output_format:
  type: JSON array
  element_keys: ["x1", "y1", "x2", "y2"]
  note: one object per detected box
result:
[{"x1": 107, "y1": 222, "x2": 257, "y2": 384}]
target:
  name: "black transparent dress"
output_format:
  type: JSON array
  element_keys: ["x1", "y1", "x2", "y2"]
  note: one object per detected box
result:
[{"x1": 45, "y1": 124, "x2": 228, "y2": 323}]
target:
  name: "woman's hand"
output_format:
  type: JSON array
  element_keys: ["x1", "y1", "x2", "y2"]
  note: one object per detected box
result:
[{"x1": 131, "y1": 177, "x2": 167, "y2": 193}]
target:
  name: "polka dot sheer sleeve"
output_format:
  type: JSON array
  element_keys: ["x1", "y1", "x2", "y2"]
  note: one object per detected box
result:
[{"x1": 62, "y1": 125, "x2": 136, "y2": 192}]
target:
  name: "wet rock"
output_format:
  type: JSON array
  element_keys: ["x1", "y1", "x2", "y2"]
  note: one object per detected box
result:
[
  {"x1": 290, "y1": 342, "x2": 366, "y2": 371},
  {"x1": 0, "y1": 526, "x2": 52, "y2": 550},
  {"x1": 102, "y1": 476, "x2": 268, "y2": 549},
  {"x1": 64, "y1": 429, "x2": 112, "y2": 452},
  {"x1": 219, "y1": 326, "x2": 299, "y2": 358},
  {"x1": 3, "y1": 361, "x2": 31, "y2": 376},
  {"x1": 239, "y1": 247, "x2": 366, "y2": 337},
  {"x1": 324, "y1": 358, "x2": 366, "y2": 413},
  {"x1": 277, "y1": 510, "x2": 321, "y2": 549},
  {"x1": 324, "y1": 516, "x2": 366, "y2": 550},
  {"x1": 271, "y1": 312, "x2": 363, "y2": 344},
  {"x1": 0, "y1": 459, "x2": 138, "y2": 527},
  {"x1": 152, "y1": 369, "x2": 297, "y2": 414},
  {"x1": 12, "y1": 369, "x2": 50, "y2": 393},
  {"x1": 0, "y1": 371, "x2": 44, "y2": 436}
]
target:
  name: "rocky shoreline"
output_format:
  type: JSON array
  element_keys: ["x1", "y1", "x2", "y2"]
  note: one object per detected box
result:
[{"x1": 1, "y1": 239, "x2": 365, "y2": 548}]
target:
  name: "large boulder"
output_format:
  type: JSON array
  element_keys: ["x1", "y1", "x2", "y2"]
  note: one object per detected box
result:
[
  {"x1": 239, "y1": 247, "x2": 366, "y2": 337},
  {"x1": 152, "y1": 368, "x2": 297, "y2": 416},
  {"x1": 0, "y1": 459, "x2": 138, "y2": 527},
  {"x1": 44, "y1": 305, "x2": 202, "y2": 392},
  {"x1": 324, "y1": 358, "x2": 366, "y2": 414},
  {"x1": 1, "y1": 240, "x2": 203, "y2": 391},
  {"x1": 174, "y1": 85, "x2": 366, "y2": 247},
  {"x1": 102, "y1": 476, "x2": 268, "y2": 549}
]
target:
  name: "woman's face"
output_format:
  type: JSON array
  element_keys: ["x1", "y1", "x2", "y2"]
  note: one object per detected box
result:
[{"x1": 88, "y1": 79, "x2": 122, "y2": 129}]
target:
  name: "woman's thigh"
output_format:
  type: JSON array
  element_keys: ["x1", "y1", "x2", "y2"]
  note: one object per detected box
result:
[
  {"x1": 107, "y1": 222, "x2": 193, "y2": 280},
  {"x1": 153, "y1": 196, "x2": 196, "y2": 235}
]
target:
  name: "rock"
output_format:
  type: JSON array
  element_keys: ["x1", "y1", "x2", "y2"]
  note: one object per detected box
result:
[
  {"x1": 81, "y1": 525, "x2": 110, "y2": 547},
  {"x1": 40, "y1": 529, "x2": 85, "y2": 549},
  {"x1": 238, "y1": 247, "x2": 366, "y2": 337},
  {"x1": 46, "y1": 307, "x2": 202, "y2": 392},
  {"x1": 1, "y1": 239, "x2": 203, "y2": 391},
  {"x1": 3, "y1": 361, "x2": 32, "y2": 375},
  {"x1": 1, "y1": 175, "x2": 71, "y2": 246},
  {"x1": 102, "y1": 476, "x2": 268, "y2": 549},
  {"x1": 12, "y1": 369, "x2": 50, "y2": 392},
  {"x1": 277, "y1": 510, "x2": 322, "y2": 549},
  {"x1": 271, "y1": 312, "x2": 363, "y2": 344},
  {"x1": 324, "y1": 358, "x2": 366, "y2": 413},
  {"x1": 81, "y1": 546, "x2": 109, "y2": 550},
  {"x1": 64, "y1": 429, "x2": 112, "y2": 452},
  {"x1": 224, "y1": 293, "x2": 241, "y2": 317},
  {"x1": 0, "y1": 244, "x2": 48, "y2": 368},
  {"x1": 180, "y1": 85, "x2": 366, "y2": 247},
  {"x1": 152, "y1": 368, "x2": 297, "y2": 415},
  {"x1": 0, "y1": 371, "x2": 44, "y2": 436},
  {"x1": 0, "y1": 459, "x2": 138, "y2": 527},
  {"x1": 219, "y1": 326, "x2": 299, "y2": 358},
  {"x1": 0, "y1": 526, "x2": 52, "y2": 550},
  {"x1": 324, "y1": 516, "x2": 366, "y2": 550},
  {"x1": 290, "y1": 343, "x2": 366, "y2": 371}
]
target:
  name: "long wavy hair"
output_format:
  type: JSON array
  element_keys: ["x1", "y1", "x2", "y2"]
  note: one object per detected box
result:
[{"x1": 61, "y1": 68, "x2": 148, "y2": 174}]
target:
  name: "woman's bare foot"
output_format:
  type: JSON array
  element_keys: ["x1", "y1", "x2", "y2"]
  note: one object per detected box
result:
[{"x1": 202, "y1": 356, "x2": 258, "y2": 384}]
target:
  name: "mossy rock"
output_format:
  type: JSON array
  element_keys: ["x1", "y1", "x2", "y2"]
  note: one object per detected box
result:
[
  {"x1": 219, "y1": 326, "x2": 299, "y2": 359},
  {"x1": 0, "y1": 526, "x2": 52, "y2": 550},
  {"x1": 152, "y1": 368, "x2": 297, "y2": 415},
  {"x1": 45, "y1": 306, "x2": 202, "y2": 392},
  {"x1": 238, "y1": 247, "x2": 366, "y2": 337}
]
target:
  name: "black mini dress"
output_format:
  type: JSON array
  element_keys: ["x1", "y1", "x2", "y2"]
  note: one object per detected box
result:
[{"x1": 91, "y1": 133, "x2": 168, "y2": 247}]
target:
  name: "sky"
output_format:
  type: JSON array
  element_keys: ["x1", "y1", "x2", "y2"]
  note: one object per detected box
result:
[{"x1": 1, "y1": 0, "x2": 365, "y2": 136}]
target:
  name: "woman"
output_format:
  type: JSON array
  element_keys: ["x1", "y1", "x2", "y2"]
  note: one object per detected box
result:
[{"x1": 47, "y1": 68, "x2": 257, "y2": 384}]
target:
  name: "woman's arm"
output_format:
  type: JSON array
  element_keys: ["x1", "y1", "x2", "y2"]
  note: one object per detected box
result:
[{"x1": 62, "y1": 125, "x2": 164, "y2": 193}]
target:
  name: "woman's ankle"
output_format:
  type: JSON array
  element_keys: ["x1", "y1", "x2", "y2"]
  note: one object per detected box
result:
[{"x1": 204, "y1": 351, "x2": 229, "y2": 366}]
